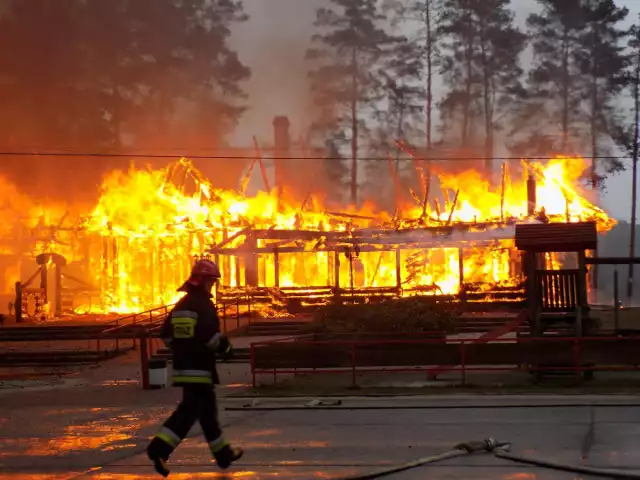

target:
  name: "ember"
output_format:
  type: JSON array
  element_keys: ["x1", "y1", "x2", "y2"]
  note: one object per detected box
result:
[{"x1": 2, "y1": 155, "x2": 615, "y2": 317}]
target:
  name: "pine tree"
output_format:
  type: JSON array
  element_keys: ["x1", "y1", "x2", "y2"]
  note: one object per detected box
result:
[
  {"x1": 108, "y1": 0, "x2": 251, "y2": 150},
  {"x1": 0, "y1": 0, "x2": 250, "y2": 154},
  {"x1": 578, "y1": 0, "x2": 629, "y2": 185},
  {"x1": 306, "y1": 0, "x2": 397, "y2": 205},
  {"x1": 524, "y1": 0, "x2": 584, "y2": 153},
  {"x1": 612, "y1": 16, "x2": 640, "y2": 300},
  {"x1": 629, "y1": 19, "x2": 640, "y2": 301},
  {"x1": 518, "y1": 0, "x2": 628, "y2": 183},
  {"x1": 384, "y1": 0, "x2": 440, "y2": 151},
  {"x1": 437, "y1": 0, "x2": 525, "y2": 171}
]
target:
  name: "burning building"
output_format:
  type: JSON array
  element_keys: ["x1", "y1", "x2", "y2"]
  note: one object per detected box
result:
[
  {"x1": 4, "y1": 141, "x2": 615, "y2": 320},
  {"x1": 0, "y1": 113, "x2": 615, "y2": 319}
]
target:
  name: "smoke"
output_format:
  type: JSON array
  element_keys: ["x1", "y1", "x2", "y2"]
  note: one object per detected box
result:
[{"x1": 230, "y1": 0, "x2": 327, "y2": 145}]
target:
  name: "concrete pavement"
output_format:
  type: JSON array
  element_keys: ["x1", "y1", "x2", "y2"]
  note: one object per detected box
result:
[
  {"x1": 3, "y1": 389, "x2": 640, "y2": 478},
  {"x1": 2, "y1": 351, "x2": 640, "y2": 479}
]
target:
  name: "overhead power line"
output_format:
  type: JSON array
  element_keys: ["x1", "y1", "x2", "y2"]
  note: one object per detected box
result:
[{"x1": 0, "y1": 151, "x2": 633, "y2": 162}]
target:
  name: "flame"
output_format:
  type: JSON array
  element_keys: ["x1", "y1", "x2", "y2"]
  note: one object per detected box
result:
[
  {"x1": 413, "y1": 156, "x2": 613, "y2": 230},
  {"x1": 0, "y1": 155, "x2": 617, "y2": 315}
]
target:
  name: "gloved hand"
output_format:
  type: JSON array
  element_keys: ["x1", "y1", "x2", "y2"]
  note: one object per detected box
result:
[{"x1": 217, "y1": 335, "x2": 234, "y2": 361}]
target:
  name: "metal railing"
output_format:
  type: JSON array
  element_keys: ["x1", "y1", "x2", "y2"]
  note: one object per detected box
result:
[
  {"x1": 100, "y1": 304, "x2": 174, "y2": 349},
  {"x1": 250, "y1": 334, "x2": 640, "y2": 388}
]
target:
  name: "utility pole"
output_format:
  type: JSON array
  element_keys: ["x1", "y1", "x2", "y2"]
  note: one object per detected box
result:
[{"x1": 628, "y1": 43, "x2": 640, "y2": 302}]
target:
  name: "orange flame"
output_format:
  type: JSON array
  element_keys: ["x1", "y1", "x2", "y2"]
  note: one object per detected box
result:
[{"x1": 0, "y1": 155, "x2": 617, "y2": 315}]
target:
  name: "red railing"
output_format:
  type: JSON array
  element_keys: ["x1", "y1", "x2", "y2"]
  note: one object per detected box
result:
[
  {"x1": 249, "y1": 335, "x2": 640, "y2": 388},
  {"x1": 102, "y1": 304, "x2": 174, "y2": 331}
]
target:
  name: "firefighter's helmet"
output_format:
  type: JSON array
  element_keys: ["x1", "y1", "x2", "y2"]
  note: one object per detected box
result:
[{"x1": 177, "y1": 259, "x2": 221, "y2": 292}]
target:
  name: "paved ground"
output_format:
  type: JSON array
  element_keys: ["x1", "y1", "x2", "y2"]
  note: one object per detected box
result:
[{"x1": 2, "y1": 349, "x2": 640, "y2": 479}]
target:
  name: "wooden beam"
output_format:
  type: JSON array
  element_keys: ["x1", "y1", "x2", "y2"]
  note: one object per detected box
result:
[
  {"x1": 446, "y1": 189, "x2": 460, "y2": 225},
  {"x1": 208, "y1": 226, "x2": 252, "y2": 251},
  {"x1": 253, "y1": 136, "x2": 271, "y2": 193},
  {"x1": 585, "y1": 257, "x2": 640, "y2": 265},
  {"x1": 325, "y1": 211, "x2": 377, "y2": 221},
  {"x1": 211, "y1": 239, "x2": 511, "y2": 255}
]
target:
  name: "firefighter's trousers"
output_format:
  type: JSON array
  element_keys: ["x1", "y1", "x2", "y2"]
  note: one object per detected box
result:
[{"x1": 149, "y1": 384, "x2": 227, "y2": 458}]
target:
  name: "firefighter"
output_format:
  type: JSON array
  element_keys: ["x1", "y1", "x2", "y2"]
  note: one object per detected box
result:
[{"x1": 146, "y1": 258, "x2": 243, "y2": 477}]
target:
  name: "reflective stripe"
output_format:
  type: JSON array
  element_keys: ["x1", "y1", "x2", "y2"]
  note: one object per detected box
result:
[
  {"x1": 206, "y1": 332, "x2": 221, "y2": 349},
  {"x1": 173, "y1": 310, "x2": 198, "y2": 319},
  {"x1": 173, "y1": 369, "x2": 213, "y2": 385},
  {"x1": 209, "y1": 436, "x2": 229, "y2": 453},
  {"x1": 173, "y1": 369, "x2": 212, "y2": 378},
  {"x1": 173, "y1": 376, "x2": 213, "y2": 384},
  {"x1": 155, "y1": 426, "x2": 181, "y2": 448}
]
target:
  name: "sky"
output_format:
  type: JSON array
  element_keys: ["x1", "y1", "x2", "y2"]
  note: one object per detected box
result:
[{"x1": 231, "y1": 0, "x2": 640, "y2": 221}]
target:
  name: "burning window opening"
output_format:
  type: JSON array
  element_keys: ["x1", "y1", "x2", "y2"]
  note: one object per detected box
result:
[{"x1": 5, "y1": 155, "x2": 615, "y2": 318}]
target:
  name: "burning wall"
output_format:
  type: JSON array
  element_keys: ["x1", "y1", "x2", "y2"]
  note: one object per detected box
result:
[{"x1": 1, "y1": 154, "x2": 615, "y2": 316}]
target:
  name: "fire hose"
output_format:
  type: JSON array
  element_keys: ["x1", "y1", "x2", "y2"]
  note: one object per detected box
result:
[{"x1": 336, "y1": 438, "x2": 640, "y2": 480}]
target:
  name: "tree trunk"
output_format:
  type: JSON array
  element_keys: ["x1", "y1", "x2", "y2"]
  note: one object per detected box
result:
[
  {"x1": 479, "y1": 22, "x2": 493, "y2": 176},
  {"x1": 628, "y1": 46, "x2": 640, "y2": 302},
  {"x1": 561, "y1": 28, "x2": 570, "y2": 150},
  {"x1": 350, "y1": 46, "x2": 358, "y2": 206},
  {"x1": 590, "y1": 23, "x2": 599, "y2": 190},
  {"x1": 425, "y1": 0, "x2": 433, "y2": 151},
  {"x1": 590, "y1": 76, "x2": 598, "y2": 189},
  {"x1": 461, "y1": 7, "x2": 474, "y2": 145},
  {"x1": 395, "y1": 96, "x2": 406, "y2": 211}
]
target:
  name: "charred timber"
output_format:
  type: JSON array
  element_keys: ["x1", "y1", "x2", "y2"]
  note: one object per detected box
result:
[
  {"x1": 325, "y1": 211, "x2": 377, "y2": 221},
  {"x1": 585, "y1": 257, "x2": 640, "y2": 265},
  {"x1": 211, "y1": 239, "x2": 516, "y2": 255},
  {"x1": 277, "y1": 286, "x2": 334, "y2": 292},
  {"x1": 252, "y1": 229, "x2": 346, "y2": 241},
  {"x1": 209, "y1": 225, "x2": 253, "y2": 250}
]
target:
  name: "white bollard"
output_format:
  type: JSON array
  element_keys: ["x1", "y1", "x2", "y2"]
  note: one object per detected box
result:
[{"x1": 148, "y1": 358, "x2": 168, "y2": 389}]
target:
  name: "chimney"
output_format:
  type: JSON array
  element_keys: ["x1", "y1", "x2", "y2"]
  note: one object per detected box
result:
[
  {"x1": 272, "y1": 116, "x2": 291, "y2": 207},
  {"x1": 273, "y1": 115, "x2": 290, "y2": 153}
]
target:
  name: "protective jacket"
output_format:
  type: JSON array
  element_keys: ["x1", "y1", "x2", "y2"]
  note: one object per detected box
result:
[{"x1": 160, "y1": 288, "x2": 224, "y2": 386}]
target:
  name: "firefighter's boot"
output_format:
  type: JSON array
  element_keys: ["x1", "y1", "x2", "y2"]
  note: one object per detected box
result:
[
  {"x1": 147, "y1": 438, "x2": 173, "y2": 477},
  {"x1": 213, "y1": 444, "x2": 244, "y2": 470}
]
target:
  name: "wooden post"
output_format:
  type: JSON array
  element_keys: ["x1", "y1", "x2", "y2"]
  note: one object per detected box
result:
[
  {"x1": 524, "y1": 252, "x2": 539, "y2": 335},
  {"x1": 576, "y1": 250, "x2": 588, "y2": 337},
  {"x1": 54, "y1": 262, "x2": 62, "y2": 318},
  {"x1": 244, "y1": 232, "x2": 258, "y2": 287},
  {"x1": 421, "y1": 169, "x2": 431, "y2": 221},
  {"x1": 614, "y1": 269, "x2": 620, "y2": 332},
  {"x1": 14, "y1": 281, "x2": 22, "y2": 323},
  {"x1": 446, "y1": 189, "x2": 460, "y2": 225},
  {"x1": 235, "y1": 256, "x2": 241, "y2": 287},
  {"x1": 458, "y1": 247, "x2": 465, "y2": 301},
  {"x1": 527, "y1": 172, "x2": 536, "y2": 216},
  {"x1": 111, "y1": 237, "x2": 119, "y2": 304},
  {"x1": 150, "y1": 241, "x2": 156, "y2": 306},
  {"x1": 500, "y1": 162, "x2": 506, "y2": 223},
  {"x1": 140, "y1": 333, "x2": 150, "y2": 390},
  {"x1": 395, "y1": 247, "x2": 402, "y2": 293},
  {"x1": 274, "y1": 248, "x2": 280, "y2": 288},
  {"x1": 40, "y1": 264, "x2": 48, "y2": 307}
]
